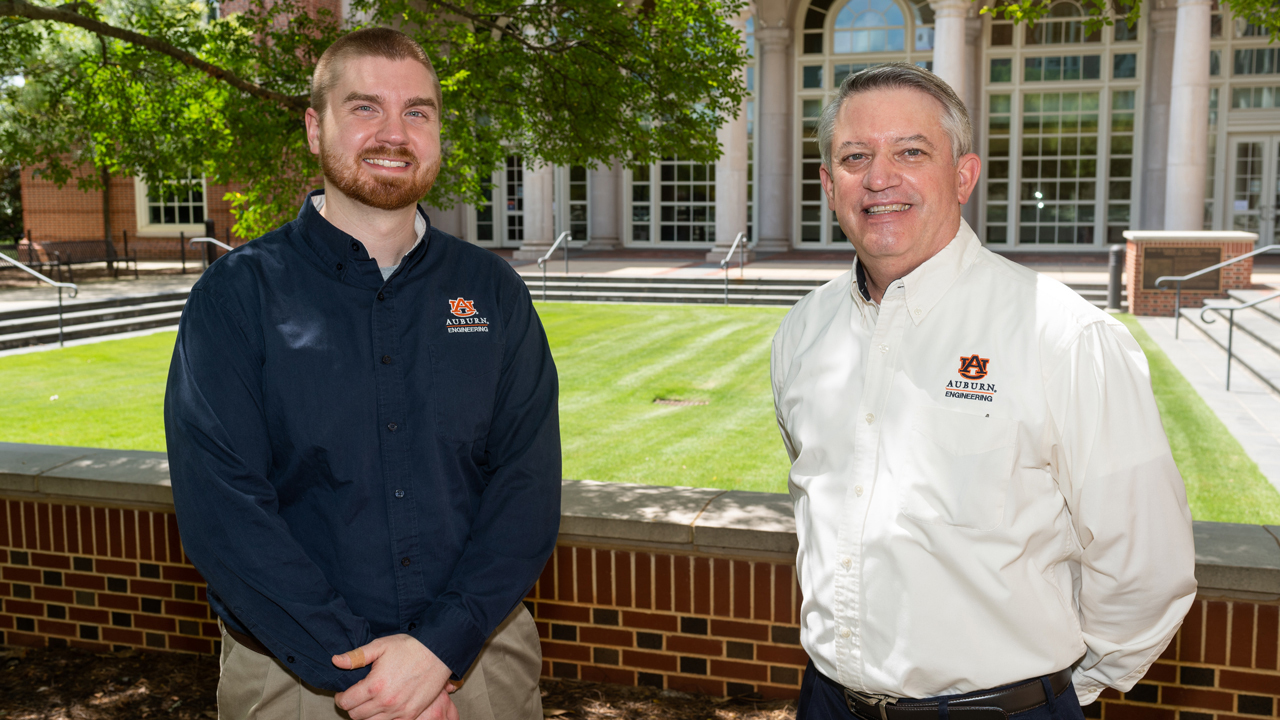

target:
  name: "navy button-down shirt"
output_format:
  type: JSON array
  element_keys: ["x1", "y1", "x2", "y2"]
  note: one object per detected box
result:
[{"x1": 165, "y1": 192, "x2": 561, "y2": 691}]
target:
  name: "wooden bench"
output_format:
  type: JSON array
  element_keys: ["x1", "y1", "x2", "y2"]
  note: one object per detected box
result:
[{"x1": 19, "y1": 238, "x2": 138, "y2": 282}]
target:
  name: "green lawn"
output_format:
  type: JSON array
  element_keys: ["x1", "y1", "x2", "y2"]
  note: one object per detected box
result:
[{"x1": 1, "y1": 306, "x2": 1277, "y2": 521}]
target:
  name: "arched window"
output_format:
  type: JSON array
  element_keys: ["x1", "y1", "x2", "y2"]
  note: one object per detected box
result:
[
  {"x1": 832, "y1": 0, "x2": 906, "y2": 54},
  {"x1": 1025, "y1": 2, "x2": 1101, "y2": 45}
]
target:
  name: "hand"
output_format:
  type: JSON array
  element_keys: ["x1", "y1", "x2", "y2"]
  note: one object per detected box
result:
[{"x1": 332, "y1": 634, "x2": 453, "y2": 720}]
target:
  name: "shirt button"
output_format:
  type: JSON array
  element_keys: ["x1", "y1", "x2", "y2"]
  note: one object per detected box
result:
[
  {"x1": 382, "y1": 355, "x2": 392, "y2": 365},
  {"x1": 841, "y1": 557, "x2": 852, "y2": 569},
  {"x1": 401, "y1": 557, "x2": 411, "y2": 567},
  {"x1": 351, "y1": 242, "x2": 359, "y2": 251},
  {"x1": 377, "y1": 292, "x2": 385, "y2": 301},
  {"x1": 865, "y1": 413, "x2": 874, "y2": 424},
  {"x1": 336, "y1": 263, "x2": 343, "y2": 271},
  {"x1": 879, "y1": 344, "x2": 889, "y2": 353},
  {"x1": 287, "y1": 655, "x2": 296, "y2": 663},
  {"x1": 394, "y1": 489, "x2": 405, "y2": 498},
  {"x1": 839, "y1": 627, "x2": 851, "y2": 639},
  {"x1": 387, "y1": 422, "x2": 398, "y2": 432},
  {"x1": 408, "y1": 623, "x2": 417, "y2": 631},
  {"x1": 914, "y1": 308, "x2": 922, "y2": 316},
  {"x1": 855, "y1": 486, "x2": 863, "y2": 497}
]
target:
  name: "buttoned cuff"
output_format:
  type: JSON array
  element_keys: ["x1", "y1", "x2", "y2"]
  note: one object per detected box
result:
[
  {"x1": 412, "y1": 602, "x2": 489, "y2": 679},
  {"x1": 1072, "y1": 671, "x2": 1105, "y2": 706}
]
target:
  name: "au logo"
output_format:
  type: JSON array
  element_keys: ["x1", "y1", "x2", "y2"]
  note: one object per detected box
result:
[
  {"x1": 449, "y1": 298, "x2": 477, "y2": 317},
  {"x1": 958, "y1": 354, "x2": 990, "y2": 380}
]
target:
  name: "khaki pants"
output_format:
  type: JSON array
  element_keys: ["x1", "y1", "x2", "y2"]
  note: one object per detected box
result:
[{"x1": 218, "y1": 605, "x2": 542, "y2": 720}]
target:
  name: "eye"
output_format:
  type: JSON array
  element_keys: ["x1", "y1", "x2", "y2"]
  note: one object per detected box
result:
[
  {"x1": 354, "y1": 105, "x2": 375, "y2": 112},
  {"x1": 904, "y1": 148, "x2": 924, "y2": 156}
]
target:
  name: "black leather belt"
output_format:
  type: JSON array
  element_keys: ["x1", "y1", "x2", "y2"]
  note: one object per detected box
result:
[
  {"x1": 845, "y1": 668, "x2": 1073, "y2": 720},
  {"x1": 223, "y1": 623, "x2": 272, "y2": 658}
]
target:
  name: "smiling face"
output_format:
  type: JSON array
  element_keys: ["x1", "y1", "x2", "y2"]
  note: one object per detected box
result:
[
  {"x1": 305, "y1": 55, "x2": 441, "y2": 211},
  {"x1": 820, "y1": 87, "x2": 980, "y2": 285}
]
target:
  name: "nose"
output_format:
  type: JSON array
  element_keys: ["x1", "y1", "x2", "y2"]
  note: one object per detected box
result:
[
  {"x1": 862, "y1": 152, "x2": 900, "y2": 193},
  {"x1": 374, "y1": 111, "x2": 409, "y2": 147}
]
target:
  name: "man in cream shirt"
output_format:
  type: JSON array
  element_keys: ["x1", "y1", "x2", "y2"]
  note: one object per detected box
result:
[{"x1": 770, "y1": 63, "x2": 1196, "y2": 720}]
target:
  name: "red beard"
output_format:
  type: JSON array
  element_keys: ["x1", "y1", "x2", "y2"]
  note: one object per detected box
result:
[{"x1": 319, "y1": 137, "x2": 439, "y2": 211}]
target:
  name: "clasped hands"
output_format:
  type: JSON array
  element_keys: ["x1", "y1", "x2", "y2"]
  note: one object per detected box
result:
[{"x1": 331, "y1": 634, "x2": 459, "y2": 720}]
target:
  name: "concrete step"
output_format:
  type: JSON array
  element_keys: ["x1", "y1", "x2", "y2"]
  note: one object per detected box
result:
[
  {"x1": 0, "y1": 299, "x2": 188, "y2": 335},
  {"x1": 1228, "y1": 289, "x2": 1280, "y2": 326},
  {"x1": 0, "y1": 290, "x2": 190, "y2": 322},
  {"x1": 0, "y1": 311, "x2": 183, "y2": 350},
  {"x1": 1179, "y1": 305, "x2": 1280, "y2": 395}
]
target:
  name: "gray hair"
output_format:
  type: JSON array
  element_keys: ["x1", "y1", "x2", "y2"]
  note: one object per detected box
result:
[{"x1": 816, "y1": 62, "x2": 973, "y2": 172}]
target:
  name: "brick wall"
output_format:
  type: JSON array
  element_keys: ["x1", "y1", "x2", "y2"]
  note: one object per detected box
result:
[
  {"x1": 1126, "y1": 240, "x2": 1256, "y2": 317},
  {"x1": 6, "y1": 493, "x2": 1280, "y2": 717}
]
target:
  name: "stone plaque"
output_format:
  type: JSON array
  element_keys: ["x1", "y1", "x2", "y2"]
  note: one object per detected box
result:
[{"x1": 1142, "y1": 246, "x2": 1222, "y2": 291}]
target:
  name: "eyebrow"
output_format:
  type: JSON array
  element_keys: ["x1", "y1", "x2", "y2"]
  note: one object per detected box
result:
[{"x1": 343, "y1": 92, "x2": 438, "y2": 110}]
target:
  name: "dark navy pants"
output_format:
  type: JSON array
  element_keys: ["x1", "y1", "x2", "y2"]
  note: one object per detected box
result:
[{"x1": 796, "y1": 663, "x2": 1088, "y2": 720}]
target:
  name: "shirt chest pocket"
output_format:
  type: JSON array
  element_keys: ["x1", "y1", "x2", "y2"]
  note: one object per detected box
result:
[
  {"x1": 899, "y1": 406, "x2": 1017, "y2": 531},
  {"x1": 429, "y1": 342, "x2": 503, "y2": 442}
]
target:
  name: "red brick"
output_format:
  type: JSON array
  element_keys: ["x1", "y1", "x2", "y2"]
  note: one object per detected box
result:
[
  {"x1": 542, "y1": 641, "x2": 591, "y2": 662},
  {"x1": 70, "y1": 639, "x2": 112, "y2": 653},
  {"x1": 138, "y1": 510, "x2": 153, "y2": 562},
  {"x1": 0, "y1": 581, "x2": 9, "y2": 596},
  {"x1": 203, "y1": 622, "x2": 219, "y2": 638},
  {"x1": 541, "y1": 660, "x2": 551, "y2": 677},
  {"x1": 1206, "y1": 601, "x2": 1228, "y2": 665},
  {"x1": 695, "y1": 557, "x2": 714, "y2": 616},
  {"x1": 634, "y1": 553, "x2": 652, "y2": 610},
  {"x1": 69, "y1": 607, "x2": 109, "y2": 624},
  {"x1": 1220, "y1": 669, "x2": 1280, "y2": 695},
  {"x1": 36, "y1": 503, "x2": 52, "y2": 551},
  {"x1": 160, "y1": 565, "x2": 203, "y2": 584},
  {"x1": 774, "y1": 566, "x2": 792, "y2": 624},
  {"x1": 133, "y1": 615, "x2": 175, "y2": 633},
  {"x1": 1143, "y1": 662, "x2": 1176, "y2": 683},
  {"x1": 1258, "y1": 605, "x2": 1279, "y2": 670},
  {"x1": 556, "y1": 546, "x2": 574, "y2": 602},
  {"x1": 536, "y1": 602, "x2": 591, "y2": 624},
  {"x1": 575, "y1": 548, "x2": 593, "y2": 604},
  {"x1": 29, "y1": 552, "x2": 70, "y2": 570},
  {"x1": 1231, "y1": 602, "x2": 1256, "y2": 668},
  {"x1": 7, "y1": 630, "x2": 47, "y2": 648},
  {"x1": 151, "y1": 514, "x2": 167, "y2": 564},
  {"x1": 731, "y1": 561, "x2": 751, "y2": 620},
  {"x1": 668, "y1": 675, "x2": 724, "y2": 697},
  {"x1": 22, "y1": 501, "x2": 38, "y2": 549},
  {"x1": 655, "y1": 555, "x2": 672, "y2": 612},
  {"x1": 667, "y1": 636, "x2": 722, "y2": 656},
  {"x1": 168, "y1": 635, "x2": 212, "y2": 654},
  {"x1": 107, "y1": 508, "x2": 123, "y2": 558},
  {"x1": 103, "y1": 627, "x2": 143, "y2": 645},
  {"x1": 96, "y1": 594, "x2": 140, "y2": 612},
  {"x1": 753, "y1": 563, "x2": 772, "y2": 622},
  {"x1": 580, "y1": 665, "x2": 635, "y2": 685},
  {"x1": 1102, "y1": 704, "x2": 1175, "y2": 720},
  {"x1": 132, "y1": 580, "x2": 173, "y2": 598},
  {"x1": 595, "y1": 549, "x2": 613, "y2": 606},
  {"x1": 1160, "y1": 687, "x2": 1234, "y2": 711},
  {"x1": 96, "y1": 559, "x2": 137, "y2": 577},
  {"x1": 0, "y1": 614, "x2": 12, "y2": 629},
  {"x1": 78, "y1": 507, "x2": 94, "y2": 556},
  {"x1": 3, "y1": 566, "x2": 40, "y2": 584},
  {"x1": 580, "y1": 627, "x2": 633, "y2": 647},
  {"x1": 1179, "y1": 599, "x2": 1204, "y2": 662},
  {"x1": 711, "y1": 659, "x2": 768, "y2": 682},
  {"x1": 623, "y1": 610, "x2": 678, "y2": 633},
  {"x1": 674, "y1": 556, "x2": 691, "y2": 614},
  {"x1": 38, "y1": 618, "x2": 76, "y2": 637},
  {"x1": 711, "y1": 619, "x2": 770, "y2": 642},
  {"x1": 615, "y1": 552, "x2": 632, "y2": 609},
  {"x1": 1099, "y1": 689, "x2": 1122, "y2": 700},
  {"x1": 0, "y1": 500, "x2": 8, "y2": 547},
  {"x1": 167, "y1": 514, "x2": 183, "y2": 564},
  {"x1": 535, "y1": 621, "x2": 549, "y2": 639},
  {"x1": 165, "y1": 600, "x2": 209, "y2": 619},
  {"x1": 51, "y1": 507, "x2": 66, "y2": 554},
  {"x1": 123, "y1": 510, "x2": 138, "y2": 560},
  {"x1": 33, "y1": 586, "x2": 73, "y2": 603},
  {"x1": 64, "y1": 573, "x2": 105, "y2": 591},
  {"x1": 756, "y1": 644, "x2": 809, "y2": 666},
  {"x1": 623, "y1": 649, "x2": 678, "y2": 672},
  {"x1": 6, "y1": 599, "x2": 43, "y2": 616},
  {"x1": 536, "y1": 555, "x2": 555, "y2": 601}
]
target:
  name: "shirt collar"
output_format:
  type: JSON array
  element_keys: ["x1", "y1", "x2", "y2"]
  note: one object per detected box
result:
[
  {"x1": 847, "y1": 219, "x2": 982, "y2": 324},
  {"x1": 296, "y1": 190, "x2": 432, "y2": 286}
]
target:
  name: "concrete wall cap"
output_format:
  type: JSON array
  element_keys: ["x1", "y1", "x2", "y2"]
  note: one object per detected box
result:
[{"x1": 1123, "y1": 230, "x2": 1259, "y2": 242}]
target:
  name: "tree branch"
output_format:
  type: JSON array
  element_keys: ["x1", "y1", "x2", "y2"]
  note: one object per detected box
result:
[{"x1": 0, "y1": 0, "x2": 309, "y2": 112}]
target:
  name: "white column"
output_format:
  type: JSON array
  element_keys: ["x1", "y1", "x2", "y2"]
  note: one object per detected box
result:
[
  {"x1": 1164, "y1": 0, "x2": 1212, "y2": 230},
  {"x1": 1142, "y1": 3, "x2": 1179, "y2": 230},
  {"x1": 512, "y1": 161, "x2": 557, "y2": 260},
  {"x1": 929, "y1": 0, "x2": 970, "y2": 106},
  {"x1": 707, "y1": 13, "x2": 752, "y2": 263},
  {"x1": 960, "y1": 17, "x2": 982, "y2": 230},
  {"x1": 584, "y1": 161, "x2": 621, "y2": 250},
  {"x1": 754, "y1": 26, "x2": 793, "y2": 253}
]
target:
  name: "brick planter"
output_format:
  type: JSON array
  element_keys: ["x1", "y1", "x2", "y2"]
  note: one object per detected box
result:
[{"x1": 1123, "y1": 231, "x2": 1259, "y2": 317}]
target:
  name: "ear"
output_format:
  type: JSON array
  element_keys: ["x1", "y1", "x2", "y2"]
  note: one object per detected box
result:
[
  {"x1": 305, "y1": 108, "x2": 322, "y2": 156},
  {"x1": 819, "y1": 163, "x2": 836, "y2": 208},
  {"x1": 955, "y1": 153, "x2": 982, "y2": 205}
]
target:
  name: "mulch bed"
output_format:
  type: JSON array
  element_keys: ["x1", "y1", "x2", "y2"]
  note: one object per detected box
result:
[{"x1": 0, "y1": 646, "x2": 796, "y2": 720}]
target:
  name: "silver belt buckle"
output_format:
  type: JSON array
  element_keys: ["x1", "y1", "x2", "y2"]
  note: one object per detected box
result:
[{"x1": 845, "y1": 689, "x2": 899, "y2": 720}]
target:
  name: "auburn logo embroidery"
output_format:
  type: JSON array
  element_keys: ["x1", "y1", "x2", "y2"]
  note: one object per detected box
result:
[
  {"x1": 958, "y1": 354, "x2": 991, "y2": 380},
  {"x1": 449, "y1": 298, "x2": 477, "y2": 317}
]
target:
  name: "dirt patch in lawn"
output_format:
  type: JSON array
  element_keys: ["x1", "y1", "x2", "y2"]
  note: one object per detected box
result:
[{"x1": 1, "y1": 646, "x2": 796, "y2": 719}]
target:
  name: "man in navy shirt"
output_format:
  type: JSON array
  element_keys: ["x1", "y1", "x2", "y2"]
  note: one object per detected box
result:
[{"x1": 165, "y1": 28, "x2": 561, "y2": 720}]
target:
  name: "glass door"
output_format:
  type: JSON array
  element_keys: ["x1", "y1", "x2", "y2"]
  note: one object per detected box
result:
[{"x1": 1227, "y1": 135, "x2": 1280, "y2": 246}]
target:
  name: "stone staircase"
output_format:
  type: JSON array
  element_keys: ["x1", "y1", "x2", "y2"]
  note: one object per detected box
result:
[
  {"x1": 0, "y1": 276, "x2": 1125, "y2": 351},
  {"x1": 1178, "y1": 289, "x2": 1280, "y2": 394}
]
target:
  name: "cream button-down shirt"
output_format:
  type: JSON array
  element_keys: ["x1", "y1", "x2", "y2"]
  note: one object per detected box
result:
[{"x1": 770, "y1": 220, "x2": 1196, "y2": 704}]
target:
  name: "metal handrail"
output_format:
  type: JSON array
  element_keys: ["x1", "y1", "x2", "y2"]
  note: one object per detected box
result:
[
  {"x1": 1155, "y1": 245, "x2": 1280, "y2": 338},
  {"x1": 190, "y1": 237, "x2": 234, "y2": 270},
  {"x1": 1199, "y1": 289, "x2": 1280, "y2": 391},
  {"x1": 536, "y1": 231, "x2": 572, "y2": 302},
  {"x1": 0, "y1": 253, "x2": 80, "y2": 347},
  {"x1": 720, "y1": 232, "x2": 748, "y2": 305}
]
